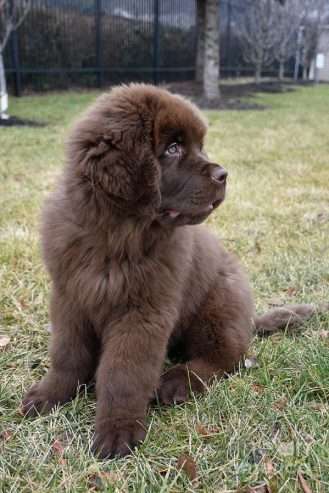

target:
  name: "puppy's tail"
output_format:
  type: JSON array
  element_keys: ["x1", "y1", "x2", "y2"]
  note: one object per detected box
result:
[{"x1": 254, "y1": 303, "x2": 328, "y2": 336}]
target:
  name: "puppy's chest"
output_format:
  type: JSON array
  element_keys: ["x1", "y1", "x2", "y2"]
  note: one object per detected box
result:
[
  {"x1": 68, "y1": 232, "x2": 187, "y2": 321},
  {"x1": 86, "y1": 254, "x2": 156, "y2": 308}
]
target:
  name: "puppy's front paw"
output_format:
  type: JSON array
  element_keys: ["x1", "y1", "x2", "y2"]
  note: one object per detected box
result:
[
  {"x1": 157, "y1": 366, "x2": 205, "y2": 405},
  {"x1": 92, "y1": 418, "x2": 146, "y2": 459},
  {"x1": 21, "y1": 383, "x2": 57, "y2": 417}
]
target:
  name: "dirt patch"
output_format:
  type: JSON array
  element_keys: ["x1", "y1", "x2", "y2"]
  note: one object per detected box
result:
[
  {"x1": 166, "y1": 80, "x2": 310, "y2": 110},
  {"x1": 0, "y1": 116, "x2": 46, "y2": 127}
]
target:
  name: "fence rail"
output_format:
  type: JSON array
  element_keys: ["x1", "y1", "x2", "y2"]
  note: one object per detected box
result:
[
  {"x1": 4, "y1": 0, "x2": 197, "y2": 94},
  {"x1": 3, "y1": 0, "x2": 295, "y2": 95}
]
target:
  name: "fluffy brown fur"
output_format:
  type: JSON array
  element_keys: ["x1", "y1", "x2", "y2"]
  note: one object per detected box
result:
[{"x1": 22, "y1": 84, "x2": 326, "y2": 459}]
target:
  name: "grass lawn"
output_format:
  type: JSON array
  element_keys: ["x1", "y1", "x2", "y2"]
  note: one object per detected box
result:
[{"x1": 0, "y1": 84, "x2": 328, "y2": 493}]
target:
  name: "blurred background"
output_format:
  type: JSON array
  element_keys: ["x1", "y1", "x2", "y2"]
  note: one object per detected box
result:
[{"x1": 1, "y1": 0, "x2": 329, "y2": 117}]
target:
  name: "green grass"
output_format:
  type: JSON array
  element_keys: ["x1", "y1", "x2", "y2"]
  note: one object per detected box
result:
[{"x1": 0, "y1": 84, "x2": 329, "y2": 493}]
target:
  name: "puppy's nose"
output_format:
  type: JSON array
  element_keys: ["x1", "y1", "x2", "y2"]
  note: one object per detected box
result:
[{"x1": 211, "y1": 166, "x2": 228, "y2": 185}]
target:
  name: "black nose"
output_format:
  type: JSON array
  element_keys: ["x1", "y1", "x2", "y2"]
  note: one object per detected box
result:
[{"x1": 211, "y1": 166, "x2": 228, "y2": 185}]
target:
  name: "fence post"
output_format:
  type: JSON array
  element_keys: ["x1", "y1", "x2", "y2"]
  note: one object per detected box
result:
[
  {"x1": 95, "y1": 0, "x2": 102, "y2": 87},
  {"x1": 226, "y1": 0, "x2": 232, "y2": 77},
  {"x1": 9, "y1": 0, "x2": 22, "y2": 97},
  {"x1": 153, "y1": 0, "x2": 159, "y2": 85}
]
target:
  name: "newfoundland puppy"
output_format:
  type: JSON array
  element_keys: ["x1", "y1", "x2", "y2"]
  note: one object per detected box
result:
[{"x1": 22, "y1": 84, "x2": 322, "y2": 458}]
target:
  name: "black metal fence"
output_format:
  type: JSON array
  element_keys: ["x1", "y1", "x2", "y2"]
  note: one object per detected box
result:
[
  {"x1": 4, "y1": 0, "x2": 292, "y2": 95},
  {"x1": 4, "y1": 0, "x2": 197, "y2": 94}
]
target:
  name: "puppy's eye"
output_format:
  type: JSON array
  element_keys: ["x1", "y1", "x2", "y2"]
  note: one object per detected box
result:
[{"x1": 165, "y1": 143, "x2": 180, "y2": 156}]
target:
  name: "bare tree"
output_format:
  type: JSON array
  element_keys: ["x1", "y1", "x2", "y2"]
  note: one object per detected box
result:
[
  {"x1": 301, "y1": 22, "x2": 319, "y2": 79},
  {"x1": 238, "y1": 0, "x2": 279, "y2": 84},
  {"x1": 0, "y1": 0, "x2": 30, "y2": 119},
  {"x1": 300, "y1": 0, "x2": 329, "y2": 80},
  {"x1": 195, "y1": 0, "x2": 206, "y2": 83},
  {"x1": 274, "y1": 0, "x2": 306, "y2": 80}
]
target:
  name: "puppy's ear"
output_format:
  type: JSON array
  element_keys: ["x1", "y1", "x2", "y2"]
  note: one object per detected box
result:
[{"x1": 67, "y1": 95, "x2": 161, "y2": 214}]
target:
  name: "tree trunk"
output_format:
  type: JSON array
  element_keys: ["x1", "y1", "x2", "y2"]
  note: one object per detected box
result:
[
  {"x1": 203, "y1": 0, "x2": 220, "y2": 100},
  {"x1": 255, "y1": 63, "x2": 262, "y2": 84},
  {"x1": 0, "y1": 51, "x2": 9, "y2": 120},
  {"x1": 303, "y1": 65, "x2": 308, "y2": 80},
  {"x1": 278, "y1": 60, "x2": 285, "y2": 80},
  {"x1": 195, "y1": 0, "x2": 206, "y2": 83}
]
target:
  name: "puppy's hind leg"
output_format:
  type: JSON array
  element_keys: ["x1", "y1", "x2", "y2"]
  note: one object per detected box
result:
[
  {"x1": 22, "y1": 293, "x2": 99, "y2": 416},
  {"x1": 158, "y1": 275, "x2": 254, "y2": 405}
]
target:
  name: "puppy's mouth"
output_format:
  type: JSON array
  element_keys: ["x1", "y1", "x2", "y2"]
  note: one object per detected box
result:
[{"x1": 158, "y1": 197, "x2": 224, "y2": 226}]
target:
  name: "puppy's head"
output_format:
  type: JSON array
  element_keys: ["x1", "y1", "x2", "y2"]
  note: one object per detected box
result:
[
  {"x1": 68, "y1": 84, "x2": 226, "y2": 225},
  {"x1": 154, "y1": 90, "x2": 227, "y2": 226}
]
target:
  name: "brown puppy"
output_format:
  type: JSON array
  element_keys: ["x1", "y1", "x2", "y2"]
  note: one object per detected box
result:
[{"x1": 22, "y1": 84, "x2": 324, "y2": 458}]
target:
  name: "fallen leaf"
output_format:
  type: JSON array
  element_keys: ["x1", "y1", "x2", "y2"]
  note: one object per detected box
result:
[
  {"x1": 19, "y1": 299, "x2": 28, "y2": 309},
  {"x1": 319, "y1": 330, "x2": 329, "y2": 340},
  {"x1": 252, "y1": 383, "x2": 265, "y2": 394},
  {"x1": 0, "y1": 335, "x2": 10, "y2": 350},
  {"x1": 0, "y1": 430, "x2": 13, "y2": 442},
  {"x1": 51, "y1": 439, "x2": 67, "y2": 465},
  {"x1": 297, "y1": 472, "x2": 313, "y2": 493},
  {"x1": 88, "y1": 474, "x2": 104, "y2": 491},
  {"x1": 273, "y1": 397, "x2": 288, "y2": 411},
  {"x1": 255, "y1": 240, "x2": 262, "y2": 254},
  {"x1": 264, "y1": 457, "x2": 275, "y2": 477},
  {"x1": 52, "y1": 439, "x2": 65, "y2": 454},
  {"x1": 177, "y1": 454, "x2": 197, "y2": 482},
  {"x1": 308, "y1": 401, "x2": 328, "y2": 413},
  {"x1": 195, "y1": 423, "x2": 220, "y2": 437},
  {"x1": 285, "y1": 287, "x2": 297, "y2": 297},
  {"x1": 244, "y1": 357, "x2": 259, "y2": 369}
]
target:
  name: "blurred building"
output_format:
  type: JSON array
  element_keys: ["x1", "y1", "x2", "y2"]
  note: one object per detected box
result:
[{"x1": 310, "y1": 26, "x2": 329, "y2": 81}]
